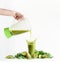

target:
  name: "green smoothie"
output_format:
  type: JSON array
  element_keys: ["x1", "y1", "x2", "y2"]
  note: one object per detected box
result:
[
  {"x1": 27, "y1": 40, "x2": 36, "y2": 56},
  {"x1": 11, "y1": 30, "x2": 30, "y2": 35},
  {"x1": 4, "y1": 27, "x2": 31, "y2": 38}
]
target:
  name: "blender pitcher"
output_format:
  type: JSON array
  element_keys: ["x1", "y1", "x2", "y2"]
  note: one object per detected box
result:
[{"x1": 4, "y1": 19, "x2": 31, "y2": 38}]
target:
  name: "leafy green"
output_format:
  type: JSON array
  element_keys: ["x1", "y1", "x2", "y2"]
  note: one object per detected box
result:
[
  {"x1": 38, "y1": 51, "x2": 45, "y2": 55},
  {"x1": 44, "y1": 53, "x2": 53, "y2": 58},
  {"x1": 15, "y1": 53, "x2": 25, "y2": 59}
]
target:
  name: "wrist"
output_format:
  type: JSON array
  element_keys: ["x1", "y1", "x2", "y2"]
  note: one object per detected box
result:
[{"x1": 11, "y1": 11, "x2": 16, "y2": 17}]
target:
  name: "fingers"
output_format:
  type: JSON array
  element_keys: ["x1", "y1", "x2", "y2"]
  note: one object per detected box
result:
[{"x1": 14, "y1": 12, "x2": 24, "y2": 20}]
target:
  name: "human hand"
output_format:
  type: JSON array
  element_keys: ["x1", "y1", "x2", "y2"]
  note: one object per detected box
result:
[{"x1": 13, "y1": 12, "x2": 24, "y2": 20}]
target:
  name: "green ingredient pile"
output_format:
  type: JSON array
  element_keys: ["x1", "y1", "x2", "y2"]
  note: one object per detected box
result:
[{"x1": 5, "y1": 50, "x2": 53, "y2": 59}]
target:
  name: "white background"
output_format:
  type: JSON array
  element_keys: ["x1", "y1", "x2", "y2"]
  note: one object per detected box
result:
[{"x1": 0, "y1": 0, "x2": 60, "y2": 62}]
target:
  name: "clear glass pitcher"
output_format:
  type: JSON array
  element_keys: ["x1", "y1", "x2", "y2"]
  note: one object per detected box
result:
[{"x1": 4, "y1": 19, "x2": 31, "y2": 38}]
